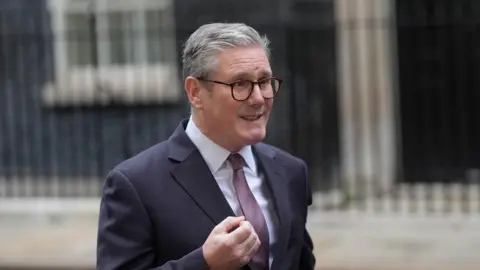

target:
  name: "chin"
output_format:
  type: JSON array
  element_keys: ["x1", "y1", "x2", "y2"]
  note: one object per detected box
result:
[
  {"x1": 241, "y1": 129, "x2": 266, "y2": 145},
  {"x1": 236, "y1": 117, "x2": 268, "y2": 144}
]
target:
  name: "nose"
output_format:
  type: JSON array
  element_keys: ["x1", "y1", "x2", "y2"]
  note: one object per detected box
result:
[{"x1": 247, "y1": 83, "x2": 265, "y2": 105}]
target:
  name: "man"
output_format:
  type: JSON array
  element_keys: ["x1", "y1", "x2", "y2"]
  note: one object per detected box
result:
[{"x1": 97, "y1": 22, "x2": 316, "y2": 270}]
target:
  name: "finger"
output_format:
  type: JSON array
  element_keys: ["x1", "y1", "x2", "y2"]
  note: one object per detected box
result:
[
  {"x1": 214, "y1": 216, "x2": 245, "y2": 234},
  {"x1": 229, "y1": 221, "x2": 253, "y2": 243},
  {"x1": 240, "y1": 220, "x2": 257, "y2": 236},
  {"x1": 239, "y1": 228, "x2": 260, "y2": 258},
  {"x1": 246, "y1": 234, "x2": 261, "y2": 257},
  {"x1": 228, "y1": 220, "x2": 246, "y2": 234}
]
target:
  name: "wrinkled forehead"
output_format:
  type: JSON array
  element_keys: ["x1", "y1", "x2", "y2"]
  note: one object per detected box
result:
[{"x1": 214, "y1": 46, "x2": 272, "y2": 79}]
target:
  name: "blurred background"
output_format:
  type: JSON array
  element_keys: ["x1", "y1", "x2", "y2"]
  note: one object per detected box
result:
[{"x1": 1, "y1": 0, "x2": 480, "y2": 269}]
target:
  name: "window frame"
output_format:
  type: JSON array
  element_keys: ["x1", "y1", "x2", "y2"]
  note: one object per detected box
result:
[{"x1": 43, "y1": 0, "x2": 181, "y2": 107}]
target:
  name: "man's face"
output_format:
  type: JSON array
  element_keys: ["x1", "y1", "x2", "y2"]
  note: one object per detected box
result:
[{"x1": 198, "y1": 45, "x2": 274, "y2": 151}]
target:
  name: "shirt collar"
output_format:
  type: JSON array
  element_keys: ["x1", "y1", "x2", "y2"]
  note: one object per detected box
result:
[{"x1": 185, "y1": 116, "x2": 257, "y2": 174}]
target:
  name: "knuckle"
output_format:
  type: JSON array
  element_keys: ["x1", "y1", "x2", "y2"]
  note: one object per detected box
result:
[
  {"x1": 214, "y1": 222, "x2": 223, "y2": 230},
  {"x1": 238, "y1": 226, "x2": 248, "y2": 236},
  {"x1": 212, "y1": 226, "x2": 220, "y2": 234},
  {"x1": 233, "y1": 248, "x2": 244, "y2": 259},
  {"x1": 250, "y1": 232, "x2": 258, "y2": 243},
  {"x1": 227, "y1": 239, "x2": 236, "y2": 249},
  {"x1": 218, "y1": 240, "x2": 226, "y2": 248},
  {"x1": 221, "y1": 218, "x2": 231, "y2": 226},
  {"x1": 240, "y1": 256, "x2": 251, "y2": 265},
  {"x1": 221, "y1": 217, "x2": 233, "y2": 226},
  {"x1": 220, "y1": 238, "x2": 232, "y2": 249}
]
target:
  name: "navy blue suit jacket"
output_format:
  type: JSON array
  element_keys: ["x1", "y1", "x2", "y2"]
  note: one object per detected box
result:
[{"x1": 97, "y1": 119, "x2": 316, "y2": 270}]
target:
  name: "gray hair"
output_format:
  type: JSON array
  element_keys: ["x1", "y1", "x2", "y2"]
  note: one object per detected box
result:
[{"x1": 182, "y1": 22, "x2": 271, "y2": 80}]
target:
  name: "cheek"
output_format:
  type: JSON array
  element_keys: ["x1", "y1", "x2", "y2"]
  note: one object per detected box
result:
[
  {"x1": 213, "y1": 100, "x2": 239, "y2": 123},
  {"x1": 266, "y1": 99, "x2": 274, "y2": 108},
  {"x1": 264, "y1": 100, "x2": 274, "y2": 116}
]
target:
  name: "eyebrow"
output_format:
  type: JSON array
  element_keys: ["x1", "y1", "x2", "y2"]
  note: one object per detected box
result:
[{"x1": 229, "y1": 71, "x2": 272, "y2": 81}]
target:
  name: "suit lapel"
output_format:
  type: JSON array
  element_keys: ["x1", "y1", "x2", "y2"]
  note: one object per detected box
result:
[
  {"x1": 168, "y1": 120, "x2": 236, "y2": 226},
  {"x1": 167, "y1": 120, "x2": 292, "y2": 269},
  {"x1": 253, "y1": 144, "x2": 292, "y2": 269},
  {"x1": 170, "y1": 151, "x2": 236, "y2": 225}
]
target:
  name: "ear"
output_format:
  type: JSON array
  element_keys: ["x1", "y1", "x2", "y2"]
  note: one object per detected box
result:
[{"x1": 185, "y1": 76, "x2": 204, "y2": 110}]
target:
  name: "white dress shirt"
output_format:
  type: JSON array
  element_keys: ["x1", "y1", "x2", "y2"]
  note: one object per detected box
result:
[{"x1": 185, "y1": 116, "x2": 279, "y2": 268}]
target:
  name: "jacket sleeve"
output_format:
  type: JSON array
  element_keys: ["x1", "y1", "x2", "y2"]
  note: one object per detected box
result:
[
  {"x1": 298, "y1": 162, "x2": 316, "y2": 270},
  {"x1": 96, "y1": 170, "x2": 208, "y2": 270}
]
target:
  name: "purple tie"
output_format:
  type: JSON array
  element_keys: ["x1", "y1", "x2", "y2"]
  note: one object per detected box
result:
[{"x1": 228, "y1": 153, "x2": 269, "y2": 270}]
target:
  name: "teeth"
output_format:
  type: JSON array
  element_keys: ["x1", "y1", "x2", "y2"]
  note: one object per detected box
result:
[{"x1": 242, "y1": 115, "x2": 261, "y2": 121}]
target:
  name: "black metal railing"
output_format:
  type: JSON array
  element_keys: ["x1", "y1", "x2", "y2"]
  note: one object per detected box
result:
[{"x1": 0, "y1": 0, "x2": 479, "y2": 215}]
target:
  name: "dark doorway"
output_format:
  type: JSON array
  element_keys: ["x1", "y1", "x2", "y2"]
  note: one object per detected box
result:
[
  {"x1": 173, "y1": 0, "x2": 339, "y2": 190},
  {"x1": 396, "y1": 0, "x2": 480, "y2": 183}
]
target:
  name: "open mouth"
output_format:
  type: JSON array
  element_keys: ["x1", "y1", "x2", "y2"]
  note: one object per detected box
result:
[{"x1": 240, "y1": 115, "x2": 262, "y2": 121}]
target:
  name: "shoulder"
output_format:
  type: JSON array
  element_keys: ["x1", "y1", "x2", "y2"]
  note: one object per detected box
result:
[
  {"x1": 119, "y1": 140, "x2": 169, "y2": 168},
  {"x1": 99, "y1": 139, "x2": 177, "y2": 207},
  {"x1": 109, "y1": 140, "x2": 172, "y2": 183}
]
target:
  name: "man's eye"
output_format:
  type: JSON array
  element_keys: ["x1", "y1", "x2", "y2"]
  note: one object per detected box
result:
[
  {"x1": 234, "y1": 81, "x2": 250, "y2": 88},
  {"x1": 259, "y1": 80, "x2": 269, "y2": 87}
]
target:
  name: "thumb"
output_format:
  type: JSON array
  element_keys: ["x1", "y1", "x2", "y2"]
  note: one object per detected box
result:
[{"x1": 214, "y1": 216, "x2": 245, "y2": 233}]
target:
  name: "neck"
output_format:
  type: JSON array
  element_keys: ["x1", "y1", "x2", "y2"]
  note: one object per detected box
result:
[{"x1": 191, "y1": 112, "x2": 242, "y2": 153}]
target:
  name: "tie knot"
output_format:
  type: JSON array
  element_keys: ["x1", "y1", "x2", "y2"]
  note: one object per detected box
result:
[{"x1": 228, "y1": 153, "x2": 244, "y2": 171}]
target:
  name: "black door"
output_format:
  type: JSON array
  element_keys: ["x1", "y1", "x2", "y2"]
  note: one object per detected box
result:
[{"x1": 396, "y1": 0, "x2": 480, "y2": 183}]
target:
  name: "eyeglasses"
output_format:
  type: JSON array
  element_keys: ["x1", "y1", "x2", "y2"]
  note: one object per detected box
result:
[{"x1": 197, "y1": 77, "x2": 283, "y2": 101}]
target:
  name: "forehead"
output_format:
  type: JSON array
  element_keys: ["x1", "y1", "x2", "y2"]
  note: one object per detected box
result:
[{"x1": 215, "y1": 46, "x2": 271, "y2": 78}]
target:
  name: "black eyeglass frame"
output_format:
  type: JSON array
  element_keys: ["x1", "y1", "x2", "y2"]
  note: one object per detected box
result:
[{"x1": 196, "y1": 77, "x2": 283, "y2": 101}]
